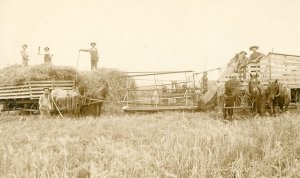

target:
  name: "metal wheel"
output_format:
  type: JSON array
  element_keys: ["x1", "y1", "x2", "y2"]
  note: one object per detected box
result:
[{"x1": 30, "y1": 103, "x2": 39, "y2": 115}]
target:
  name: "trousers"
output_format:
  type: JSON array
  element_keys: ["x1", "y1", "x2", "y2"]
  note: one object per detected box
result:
[{"x1": 91, "y1": 60, "x2": 98, "y2": 70}]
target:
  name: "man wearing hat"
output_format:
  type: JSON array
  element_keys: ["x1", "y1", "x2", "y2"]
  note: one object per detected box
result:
[
  {"x1": 80, "y1": 42, "x2": 99, "y2": 70},
  {"x1": 39, "y1": 88, "x2": 52, "y2": 118},
  {"x1": 38, "y1": 46, "x2": 53, "y2": 64},
  {"x1": 21, "y1": 44, "x2": 29, "y2": 67},
  {"x1": 248, "y1": 46, "x2": 264, "y2": 64},
  {"x1": 237, "y1": 51, "x2": 248, "y2": 80}
]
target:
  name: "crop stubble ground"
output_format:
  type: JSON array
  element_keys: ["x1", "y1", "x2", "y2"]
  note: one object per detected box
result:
[{"x1": 0, "y1": 112, "x2": 299, "y2": 178}]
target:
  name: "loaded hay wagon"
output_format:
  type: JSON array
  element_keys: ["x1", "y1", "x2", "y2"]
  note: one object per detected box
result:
[
  {"x1": 0, "y1": 65, "x2": 130, "y2": 116},
  {"x1": 0, "y1": 80, "x2": 78, "y2": 114}
]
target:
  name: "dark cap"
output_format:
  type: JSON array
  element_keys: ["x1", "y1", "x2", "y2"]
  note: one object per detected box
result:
[
  {"x1": 44, "y1": 47, "x2": 50, "y2": 50},
  {"x1": 22, "y1": 44, "x2": 27, "y2": 48},
  {"x1": 90, "y1": 42, "x2": 96, "y2": 46},
  {"x1": 249, "y1": 46, "x2": 259, "y2": 51},
  {"x1": 239, "y1": 51, "x2": 247, "y2": 55}
]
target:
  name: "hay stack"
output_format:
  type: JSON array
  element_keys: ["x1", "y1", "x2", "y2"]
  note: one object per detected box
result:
[
  {"x1": 0, "y1": 64, "x2": 134, "y2": 114},
  {"x1": 0, "y1": 64, "x2": 77, "y2": 84}
]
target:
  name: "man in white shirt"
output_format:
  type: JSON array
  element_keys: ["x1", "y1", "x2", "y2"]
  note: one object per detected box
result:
[
  {"x1": 39, "y1": 88, "x2": 52, "y2": 117},
  {"x1": 21, "y1": 44, "x2": 29, "y2": 67}
]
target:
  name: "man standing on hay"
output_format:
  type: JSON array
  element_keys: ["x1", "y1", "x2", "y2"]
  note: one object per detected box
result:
[
  {"x1": 39, "y1": 88, "x2": 52, "y2": 118},
  {"x1": 38, "y1": 47, "x2": 53, "y2": 64},
  {"x1": 79, "y1": 42, "x2": 99, "y2": 70},
  {"x1": 21, "y1": 44, "x2": 29, "y2": 67}
]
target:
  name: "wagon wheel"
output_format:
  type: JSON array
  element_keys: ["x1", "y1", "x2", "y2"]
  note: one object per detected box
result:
[{"x1": 30, "y1": 103, "x2": 40, "y2": 115}]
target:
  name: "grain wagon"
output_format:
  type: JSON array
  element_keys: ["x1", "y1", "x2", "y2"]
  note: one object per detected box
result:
[
  {"x1": 0, "y1": 80, "x2": 76, "y2": 114},
  {"x1": 199, "y1": 52, "x2": 300, "y2": 117}
]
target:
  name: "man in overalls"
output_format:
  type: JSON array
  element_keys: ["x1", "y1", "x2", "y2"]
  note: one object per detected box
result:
[{"x1": 80, "y1": 42, "x2": 99, "y2": 70}]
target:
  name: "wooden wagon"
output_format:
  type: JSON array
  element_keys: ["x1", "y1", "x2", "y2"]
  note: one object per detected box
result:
[
  {"x1": 217, "y1": 52, "x2": 300, "y2": 116},
  {"x1": 0, "y1": 80, "x2": 76, "y2": 114}
]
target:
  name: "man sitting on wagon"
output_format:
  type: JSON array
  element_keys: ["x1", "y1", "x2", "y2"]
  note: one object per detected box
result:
[
  {"x1": 227, "y1": 51, "x2": 248, "y2": 81},
  {"x1": 248, "y1": 46, "x2": 265, "y2": 64},
  {"x1": 39, "y1": 88, "x2": 52, "y2": 118}
]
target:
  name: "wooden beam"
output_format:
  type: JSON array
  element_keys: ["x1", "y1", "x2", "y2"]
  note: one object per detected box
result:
[
  {"x1": 269, "y1": 52, "x2": 300, "y2": 58},
  {"x1": 122, "y1": 70, "x2": 194, "y2": 78}
]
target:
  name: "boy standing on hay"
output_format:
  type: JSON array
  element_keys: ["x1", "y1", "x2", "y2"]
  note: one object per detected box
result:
[
  {"x1": 79, "y1": 42, "x2": 99, "y2": 70},
  {"x1": 21, "y1": 44, "x2": 29, "y2": 67},
  {"x1": 38, "y1": 46, "x2": 53, "y2": 64},
  {"x1": 39, "y1": 88, "x2": 52, "y2": 118}
]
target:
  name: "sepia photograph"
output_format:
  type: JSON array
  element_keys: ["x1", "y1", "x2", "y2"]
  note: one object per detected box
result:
[{"x1": 0, "y1": 0, "x2": 299, "y2": 177}]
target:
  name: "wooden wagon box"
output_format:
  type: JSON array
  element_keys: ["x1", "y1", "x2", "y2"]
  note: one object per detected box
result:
[{"x1": 0, "y1": 80, "x2": 75, "y2": 113}]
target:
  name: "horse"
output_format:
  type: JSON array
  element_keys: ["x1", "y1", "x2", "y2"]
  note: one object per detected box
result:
[
  {"x1": 223, "y1": 77, "x2": 240, "y2": 119},
  {"x1": 247, "y1": 73, "x2": 264, "y2": 116},
  {"x1": 266, "y1": 80, "x2": 290, "y2": 116}
]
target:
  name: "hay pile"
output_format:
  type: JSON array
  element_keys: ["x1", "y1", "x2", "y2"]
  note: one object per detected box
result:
[
  {"x1": 0, "y1": 64, "x2": 134, "y2": 114},
  {"x1": 0, "y1": 64, "x2": 77, "y2": 84}
]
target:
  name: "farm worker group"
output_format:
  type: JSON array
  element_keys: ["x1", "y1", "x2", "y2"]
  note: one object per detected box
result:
[
  {"x1": 20, "y1": 42, "x2": 100, "y2": 70},
  {"x1": 227, "y1": 45, "x2": 264, "y2": 81}
]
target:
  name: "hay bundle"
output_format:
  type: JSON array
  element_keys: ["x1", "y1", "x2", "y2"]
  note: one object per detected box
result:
[{"x1": 0, "y1": 64, "x2": 134, "y2": 114}]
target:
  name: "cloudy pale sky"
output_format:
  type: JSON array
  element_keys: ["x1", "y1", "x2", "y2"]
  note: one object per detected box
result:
[{"x1": 1, "y1": 0, "x2": 300, "y2": 79}]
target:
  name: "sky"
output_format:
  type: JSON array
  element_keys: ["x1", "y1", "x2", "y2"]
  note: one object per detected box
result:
[{"x1": 1, "y1": 0, "x2": 300, "y2": 80}]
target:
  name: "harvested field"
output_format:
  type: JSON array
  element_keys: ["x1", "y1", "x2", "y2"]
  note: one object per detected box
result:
[{"x1": 0, "y1": 112, "x2": 299, "y2": 177}]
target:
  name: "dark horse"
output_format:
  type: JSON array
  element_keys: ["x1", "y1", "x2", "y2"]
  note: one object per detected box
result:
[
  {"x1": 247, "y1": 73, "x2": 264, "y2": 116},
  {"x1": 266, "y1": 80, "x2": 290, "y2": 116},
  {"x1": 223, "y1": 77, "x2": 240, "y2": 119}
]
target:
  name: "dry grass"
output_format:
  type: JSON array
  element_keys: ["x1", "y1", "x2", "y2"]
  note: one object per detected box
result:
[{"x1": 0, "y1": 112, "x2": 299, "y2": 177}]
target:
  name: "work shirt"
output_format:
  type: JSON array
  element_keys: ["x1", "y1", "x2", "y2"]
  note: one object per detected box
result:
[
  {"x1": 81, "y1": 48, "x2": 99, "y2": 61},
  {"x1": 21, "y1": 49, "x2": 29, "y2": 60},
  {"x1": 39, "y1": 94, "x2": 52, "y2": 110},
  {"x1": 249, "y1": 52, "x2": 264, "y2": 63},
  {"x1": 44, "y1": 51, "x2": 52, "y2": 63}
]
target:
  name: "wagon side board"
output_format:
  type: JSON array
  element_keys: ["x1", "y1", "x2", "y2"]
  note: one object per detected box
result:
[{"x1": 0, "y1": 80, "x2": 75, "y2": 111}]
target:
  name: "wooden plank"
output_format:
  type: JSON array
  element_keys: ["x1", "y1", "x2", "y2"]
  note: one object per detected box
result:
[
  {"x1": 123, "y1": 105, "x2": 198, "y2": 112},
  {"x1": 0, "y1": 88, "x2": 30, "y2": 93},
  {"x1": 0, "y1": 92, "x2": 31, "y2": 97},
  {"x1": 269, "y1": 52, "x2": 300, "y2": 58},
  {"x1": 268, "y1": 66, "x2": 299, "y2": 70},
  {"x1": 0, "y1": 95, "x2": 31, "y2": 99},
  {"x1": 30, "y1": 84, "x2": 58, "y2": 87},
  {"x1": 29, "y1": 80, "x2": 73, "y2": 84},
  {"x1": 257, "y1": 71, "x2": 300, "y2": 75},
  {"x1": 263, "y1": 61, "x2": 300, "y2": 66},
  {"x1": 0, "y1": 84, "x2": 29, "y2": 90},
  {"x1": 267, "y1": 76, "x2": 300, "y2": 80},
  {"x1": 30, "y1": 86, "x2": 73, "y2": 90}
]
